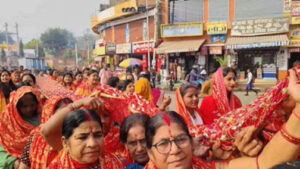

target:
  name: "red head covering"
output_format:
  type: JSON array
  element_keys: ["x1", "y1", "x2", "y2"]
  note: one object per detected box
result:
[
  {"x1": 176, "y1": 87, "x2": 193, "y2": 127},
  {"x1": 199, "y1": 68, "x2": 242, "y2": 125},
  {"x1": 0, "y1": 86, "x2": 41, "y2": 158},
  {"x1": 212, "y1": 68, "x2": 238, "y2": 114},
  {"x1": 29, "y1": 96, "x2": 73, "y2": 169}
]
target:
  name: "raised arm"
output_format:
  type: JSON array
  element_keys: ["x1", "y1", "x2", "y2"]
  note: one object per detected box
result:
[
  {"x1": 41, "y1": 97, "x2": 103, "y2": 150},
  {"x1": 216, "y1": 68, "x2": 300, "y2": 169}
]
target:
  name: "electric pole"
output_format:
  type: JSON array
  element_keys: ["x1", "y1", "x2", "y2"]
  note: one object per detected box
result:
[
  {"x1": 153, "y1": 0, "x2": 162, "y2": 69},
  {"x1": 75, "y1": 43, "x2": 78, "y2": 67},
  {"x1": 15, "y1": 23, "x2": 20, "y2": 56},
  {"x1": 4, "y1": 23, "x2": 10, "y2": 70},
  {"x1": 146, "y1": 0, "x2": 151, "y2": 69}
]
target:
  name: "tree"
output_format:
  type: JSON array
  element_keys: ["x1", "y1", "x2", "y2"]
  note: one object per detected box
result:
[
  {"x1": 1, "y1": 48, "x2": 6, "y2": 63},
  {"x1": 0, "y1": 33, "x2": 15, "y2": 45},
  {"x1": 19, "y1": 40, "x2": 24, "y2": 57},
  {"x1": 63, "y1": 49, "x2": 75, "y2": 58},
  {"x1": 40, "y1": 28, "x2": 76, "y2": 57},
  {"x1": 214, "y1": 56, "x2": 228, "y2": 68},
  {"x1": 25, "y1": 39, "x2": 45, "y2": 58}
]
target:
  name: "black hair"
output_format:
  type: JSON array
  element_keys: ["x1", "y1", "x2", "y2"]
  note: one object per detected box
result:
[
  {"x1": 16, "y1": 92, "x2": 39, "y2": 117},
  {"x1": 74, "y1": 71, "x2": 83, "y2": 78},
  {"x1": 62, "y1": 109, "x2": 103, "y2": 139},
  {"x1": 120, "y1": 114, "x2": 150, "y2": 143},
  {"x1": 50, "y1": 69, "x2": 58, "y2": 76},
  {"x1": 55, "y1": 98, "x2": 73, "y2": 111},
  {"x1": 0, "y1": 69, "x2": 17, "y2": 99},
  {"x1": 63, "y1": 72, "x2": 73, "y2": 81},
  {"x1": 88, "y1": 69, "x2": 98, "y2": 76},
  {"x1": 17, "y1": 82, "x2": 32, "y2": 88},
  {"x1": 21, "y1": 73, "x2": 36, "y2": 84},
  {"x1": 146, "y1": 111, "x2": 191, "y2": 149},
  {"x1": 83, "y1": 68, "x2": 90, "y2": 73},
  {"x1": 107, "y1": 77, "x2": 120, "y2": 88},
  {"x1": 222, "y1": 67, "x2": 237, "y2": 77},
  {"x1": 121, "y1": 80, "x2": 134, "y2": 92},
  {"x1": 272, "y1": 160, "x2": 300, "y2": 169},
  {"x1": 180, "y1": 83, "x2": 198, "y2": 97}
]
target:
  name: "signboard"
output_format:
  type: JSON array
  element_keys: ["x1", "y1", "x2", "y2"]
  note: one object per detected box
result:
[
  {"x1": 292, "y1": 16, "x2": 300, "y2": 24},
  {"x1": 132, "y1": 41, "x2": 154, "y2": 54},
  {"x1": 284, "y1": 0, "x2": 292, "y2": 17},
  {"x1": 126, "y1": 23, "x2": 130, "y2": 43},
  {"x1": 94, "y1": 46, "x2": 106, "y2": 56},
  {"x1": 161, "y1": 22, "x2": 203, "y2": 38},
  {"x1": 106, "y1": 43, "x2": 116, "y2": 55},
  {"x1": 290, "y1": 26, "x2": 300, "y2": 40},
  {"x1": 116, "y1": 43, "x2": 131, "y2": 54},
  {"x1": 289, "y1": 40, "x2": 300, "y2": 47},
  {"x1": 207, "y1": 23, "x2": 227, "y2": 35},
  {"x1": 231, "y1": 18, "x2": 289, "y2": 36},
  {"x1": 292, "y1": 1, "x2": 300, "y2": 16},
  {"x1": 210, "y1": 35, "x2": 227, "y2": 43},
  {"x1": 209, "y1": 46, "x2": 223, "y2": 55}
]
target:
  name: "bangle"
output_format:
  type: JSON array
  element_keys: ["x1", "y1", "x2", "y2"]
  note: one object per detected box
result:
[
  {"x1": 256, "y1": 156, "x2": 260, "y2": 169},
  {"x1": 292, "y1": 110, "x2": 300, "y2": 121},
  {"x1": 280, "y1": 124, "x2": 300, "y2": 145}
]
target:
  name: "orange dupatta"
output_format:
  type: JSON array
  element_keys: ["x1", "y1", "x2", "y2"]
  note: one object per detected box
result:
[
  {"x1": 0, "y1": 90, "x2": 6, "y2": 114},
  {"x1": 48, "y1": 151, "x2": 124, "y2": 169},
  {"x1": 135, "y1": 78, "x2": 153, "y2": 103},
  {"x1": 29, "y1": 96, "x2": 72, "y2": 169},
  {"x1": 75, "y1": 81, "x2": 102, "y2": 97},
  {"x1": 0, "y1": 86, "x2": 41, "y2": 158}
]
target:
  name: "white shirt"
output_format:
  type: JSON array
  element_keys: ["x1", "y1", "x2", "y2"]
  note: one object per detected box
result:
[
  {"x1": 247, "y1": 72, "x2": 253, "y2": 84},
  {"x1": 190, "y1": 111, "x2": 204, "y2": 126}
]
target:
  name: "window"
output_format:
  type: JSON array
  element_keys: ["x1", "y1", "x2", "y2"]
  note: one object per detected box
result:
[
  {"x1": 169, "y1": 0, "x2": 204, "y2": 23},
  {"x1": 235, "y1": 0, "x2": 284, "y2": 21},
  {"x1": 208, "y1": 0, "x2": 229, "y2": 22}
]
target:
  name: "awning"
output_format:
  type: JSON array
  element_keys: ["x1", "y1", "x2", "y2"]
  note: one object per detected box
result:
[
  {"x1": 226, "y1": 35, "x2": 289, "y2": 49},
  {"x1": 155, "y1": 39, "x2": 205, "y2": 54}
]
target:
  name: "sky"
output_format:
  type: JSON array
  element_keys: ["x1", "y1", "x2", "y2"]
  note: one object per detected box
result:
[{"x1": 0, "y1": 0, "x2": 108, "y2": 42}]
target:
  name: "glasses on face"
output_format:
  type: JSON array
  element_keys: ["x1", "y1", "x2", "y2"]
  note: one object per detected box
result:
[
  {"x1": 127, "y1": 138, "x2": 147, "y2": 149},
  {"x1": 152, "y1": 134, "x2": 191, "y2": 154}
]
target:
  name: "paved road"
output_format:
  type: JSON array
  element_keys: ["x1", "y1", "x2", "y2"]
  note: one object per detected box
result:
[{"x1": 164, "y1": 90, "x2": 258, "y2": 112}]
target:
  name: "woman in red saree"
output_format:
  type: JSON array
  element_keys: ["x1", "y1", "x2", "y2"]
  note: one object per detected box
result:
[
  {"x1": 42, "y1": 98, "x2": 123, "y2": 169},
  {"x1": 199, "y1": 67, "x2": 242, "y2": 125},
  {"x1": 19, "y1": 96, "x2": 73, "y2": 169},
  {"x1": 61, "y1": 72, "x2": 76, "y2": 91},
  {"x1": 0, "y1": 86, "x2": 41, "y2": 168},
  {"x1": 75, "y1": 70, "x2": 102, "y2": 97},
  {"x1": 73, "y1": 71, "x2": 83, "y2": 88},
  {"x1": 11, "y1": 71, "x2": 21, "y2": 87}
]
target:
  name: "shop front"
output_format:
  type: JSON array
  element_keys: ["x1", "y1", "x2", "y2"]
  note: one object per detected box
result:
[
  {"x1": 106, "y1": 43, "x2": 116, "y2": 69},
  {"x1": 132, "y1": 41, "x2": 154, "y2": 71},
  {"x1": 116, "y1": 43, "x2": 132, "y2": 64},
  {"x1": 288, "y1": 25, "x2": 300, "y2": 69},
  {"x1": 156, "y1": 22, "x2": 205, "y2": 82},
  {"x1": 206, "y1": 22, "x2": 228, "y2": 73},
  {"x1": 227, "y1": 17, "x2": 289, "y2": 80}
]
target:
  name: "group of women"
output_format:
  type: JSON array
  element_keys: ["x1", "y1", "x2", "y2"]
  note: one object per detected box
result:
[{"x1": 0, "y1": 65, "x2": 299, "y2": 169}]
